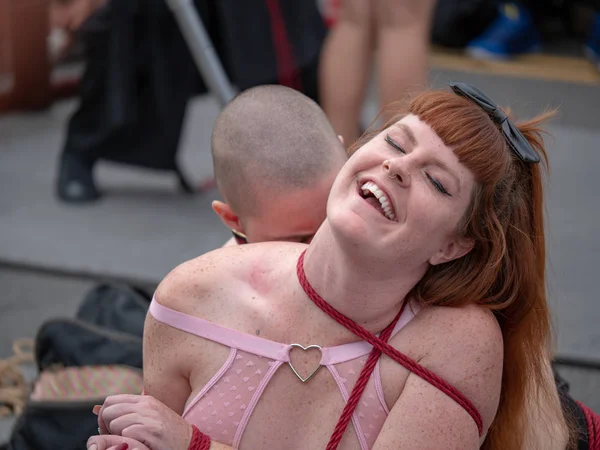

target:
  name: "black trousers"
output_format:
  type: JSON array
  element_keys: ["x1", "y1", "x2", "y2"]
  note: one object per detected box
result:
[
  {"x1": 62, "y1": 0, "x2": 326, "y2": 172},
  {"x1": 518, "y1": 0, "x2": 599, "y2": 19}
]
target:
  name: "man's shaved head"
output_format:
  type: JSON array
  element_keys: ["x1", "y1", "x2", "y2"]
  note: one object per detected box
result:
[{"x1": 211, "y1": 85, "x2": 346, "y2": 217}]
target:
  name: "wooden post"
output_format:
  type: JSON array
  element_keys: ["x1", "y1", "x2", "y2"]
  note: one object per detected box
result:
[{"x1": 0, "y1": 0, "x2": 52, "y2": 113}]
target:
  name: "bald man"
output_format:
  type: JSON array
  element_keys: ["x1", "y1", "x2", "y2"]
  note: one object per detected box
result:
[{"x1": 210, "y1": 85, "x2": 347, "y2": 246}]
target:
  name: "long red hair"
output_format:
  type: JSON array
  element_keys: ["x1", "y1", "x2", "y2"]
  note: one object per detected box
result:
[{"x1": 350, "y1": 90, "x2": 564, "y2": 449}]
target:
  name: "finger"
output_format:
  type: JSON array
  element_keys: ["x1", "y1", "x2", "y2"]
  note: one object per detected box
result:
[
  {"x1": 108, "y1": 445, "x2": 129, "y2": 450},
  {"x1": 121, "y1": 423, "x2": 158, "y2": 449},
  {"x1": 87, "y1": 435, "x2": 149, "y2": 450},
  {"x1": 98, "y1": 413, "x2": 110, "y2": 435},
  {"x1": 99, "y1": 395, "x2": 145, "y2": 433},
  {"x1": 87, "y1": 435, "x2": 124, "y2": 450},
  {"x1": 93, "y1": 405, "x2": 101, "y2": 415},
  {"x1": 106, "y1": 445, "x2": 127, "y2": 450},
  {"x1": 104, "y1": 412, "x2": 146, "y2": 437},
  {"x1": 102, "y1": 394, "x2": 145, "y2": 408},
  {"x1": 101, "y1": 403, "x2": 142, "y2": 425},
  {"x1": 101, "y1": 402, "x2": 158, "y2": 436}
]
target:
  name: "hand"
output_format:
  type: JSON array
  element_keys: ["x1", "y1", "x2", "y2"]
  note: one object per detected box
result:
[
  {"x1": 49, "y1": 0, "x2": 106, "y2": 61},
  {"x1": 50, "y1": 0, "x2": 106, "y2": 32},
  {"x1": 65, "y1": 0, "x2": 107, "y2": 31},
  {"x1": 95, "y1": 394, "x2": 194, "y2": 450},
  {"x1": 87, "y1": 434, "x2": 150, "y2": 450}
]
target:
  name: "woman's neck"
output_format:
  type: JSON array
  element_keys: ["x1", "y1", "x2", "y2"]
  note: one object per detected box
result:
[{"x1": 301, "y1": 223, "x2": 427, "y2": 334}]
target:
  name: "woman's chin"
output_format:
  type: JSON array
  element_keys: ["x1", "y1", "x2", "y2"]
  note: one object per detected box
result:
[{"x1": 328, "y1": 209, "x2": 372, "y2": 243}]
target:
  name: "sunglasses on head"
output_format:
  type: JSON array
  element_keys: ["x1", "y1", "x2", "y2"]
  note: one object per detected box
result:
[{"x1": 449, "y1": 82, "x2": 540, "y2": 164}]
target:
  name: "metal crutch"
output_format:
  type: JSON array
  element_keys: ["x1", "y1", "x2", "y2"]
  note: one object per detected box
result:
[
  {"x1": 165, "y1": 0, "x2": 237, "y2": 191},
  {"x1": 165, "y1": 0, "x2": 237, "y2": 108}
]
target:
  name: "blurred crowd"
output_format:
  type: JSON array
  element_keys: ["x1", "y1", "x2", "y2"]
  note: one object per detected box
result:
[{"x1": 4, "y1": 0, "x2": 600, "y2": 202}]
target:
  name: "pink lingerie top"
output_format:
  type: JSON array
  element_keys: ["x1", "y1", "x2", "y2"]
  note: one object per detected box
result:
[{"x1": 149, "y1": 299, "x2": 420, "y2": 449}]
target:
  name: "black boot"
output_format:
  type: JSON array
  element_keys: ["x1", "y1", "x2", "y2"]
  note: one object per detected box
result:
[
  {"x1": 175, "y1": 164, "x2": 195, "y2": 195},
  {"x1": 56, "y1": 153, "x2": 101, "y2": 203}
]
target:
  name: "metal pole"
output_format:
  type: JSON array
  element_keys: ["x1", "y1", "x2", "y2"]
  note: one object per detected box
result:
[{"x1": 165, "y1": 0, "x2": 237, "y2": 107}]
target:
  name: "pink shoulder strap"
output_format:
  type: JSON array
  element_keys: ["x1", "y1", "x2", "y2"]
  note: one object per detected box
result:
[
  {"x1": 149, "y1": 299, "x2": 290, "y2": 361},
  {"x1": 150, "y1": 298, "x2": 419, "y2": 366}
]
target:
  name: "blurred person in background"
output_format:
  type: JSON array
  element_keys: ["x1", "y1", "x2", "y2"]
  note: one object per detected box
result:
[
  {"x1": 319, "y1": 0, "x2": 437, "y2": 150},
  {"x1": 466, "y1": 1, "x2": 600, "y2": 70},
  {"x1": 49, "y1": 0, "x2": 106, "y2": 56},
  {"x1": 52, "y1": 0, "x2": 328, "y2": 204}
]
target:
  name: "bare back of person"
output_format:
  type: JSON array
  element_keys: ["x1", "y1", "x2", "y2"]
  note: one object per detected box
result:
[{"x1": 145, "y1": 243, "x2": 502, "y2": 449}]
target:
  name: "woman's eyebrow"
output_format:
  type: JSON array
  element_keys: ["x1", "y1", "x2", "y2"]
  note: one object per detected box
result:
[{"x1": 391, "y1": 123, "x2": 418, "y2": 147}]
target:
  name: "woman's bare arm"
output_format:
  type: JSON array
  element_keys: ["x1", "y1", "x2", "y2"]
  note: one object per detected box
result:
[{"x1": 373, "y1": 305, "x2": 504, "y2": 449}]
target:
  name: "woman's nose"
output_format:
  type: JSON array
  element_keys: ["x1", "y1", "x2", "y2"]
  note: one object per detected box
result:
[{"x1": 382, "y1": 158, "x2": 410, "y2": 187}]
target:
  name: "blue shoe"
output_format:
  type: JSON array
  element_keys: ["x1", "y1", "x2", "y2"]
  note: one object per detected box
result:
[
  {"x1": 585, "y1": 13, "x2": 600, "y2": 72},
  {"x1": 466, "y1": 3, "x2": 542, "y2": 60}
]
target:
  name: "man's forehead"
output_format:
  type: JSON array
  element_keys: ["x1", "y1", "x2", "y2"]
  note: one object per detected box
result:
[
  {"x1": 261, "y1": 208, "x2": 324, "y2": 236},
  {"x1": 256, "y1": 199, "x2": 326, "y2": 240},
  {"x1": 257, "y1": 219, "x2": 320, "y2": 242}
]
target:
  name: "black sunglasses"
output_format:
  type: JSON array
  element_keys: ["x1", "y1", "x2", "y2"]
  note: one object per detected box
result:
[
  {"x1": 231, "y1": 229, "x2": 248, "y2": 245},
  {"x1": 449, "y1": 82, "x2": 540, "y2": 164}
]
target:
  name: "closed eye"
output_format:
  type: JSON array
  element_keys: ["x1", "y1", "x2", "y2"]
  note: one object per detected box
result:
[
  {"x1": 426, "y1": 173, "x2": 451, "y2": 196},
  {"x1": 385, "y1": 134, "x2": 406, "y2": 154}
]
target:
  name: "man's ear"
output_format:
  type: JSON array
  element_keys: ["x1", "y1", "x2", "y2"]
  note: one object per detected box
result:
[
  {"x1": 429, "y1": 236, "x2": 474, "y2": 266},
  {"x1": 212, "y1": 201, "x2": 244, "y2": 233}
]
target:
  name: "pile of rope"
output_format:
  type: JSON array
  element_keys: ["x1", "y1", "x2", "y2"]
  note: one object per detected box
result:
[{"x1": 0, "y1": 338, "x2": 34, "y2": 417}]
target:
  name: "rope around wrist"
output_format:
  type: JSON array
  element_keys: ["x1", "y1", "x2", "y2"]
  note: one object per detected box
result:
[{"x1": 188, "y1": 425, "x2": 211, "y2": 450}]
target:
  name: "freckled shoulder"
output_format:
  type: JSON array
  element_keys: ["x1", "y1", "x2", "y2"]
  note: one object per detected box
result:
[
  {"x1": 153, "y1": 245, "x2": 254, "y2": 312},
  {"x1": 153, "y1": 242, "x2": 304, "y2": 315},
  {"x1": 406, "y1": 304, "x2": 504, "y2": 434}
]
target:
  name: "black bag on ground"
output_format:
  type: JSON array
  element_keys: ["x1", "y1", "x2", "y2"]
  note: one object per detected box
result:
[
  {"x1": 75, "y1": 283, "x2": 151, "y2": 338},
  {"x1": 4, "y1": 283, "x2": 149, "y2": 450},
  {"x1": 35, "y1": 319, "x2": 144, "y2": 372}
]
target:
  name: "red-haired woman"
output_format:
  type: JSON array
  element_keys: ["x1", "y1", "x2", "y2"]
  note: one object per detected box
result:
[{"x1": 89, "y1": 83, "x2": 595, "y2": 450}]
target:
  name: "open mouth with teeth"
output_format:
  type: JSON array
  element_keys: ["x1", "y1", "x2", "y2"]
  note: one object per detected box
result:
[{"x1": 360, "y1": 181, "x2": 396, "y2": 221}]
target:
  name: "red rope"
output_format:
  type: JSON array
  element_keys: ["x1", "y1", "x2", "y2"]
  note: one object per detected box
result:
[
  {"x1": 296, "y1": 250, "x2": 484, "y2": 447},
  {"x1": 326, "y1": 298, "x2": 405, "y2": 449},
  {"x1": 577, "y1": 401, "x2": 600, "y2": 450},
  {"x1": 188, "y1": 425, "x2": 211, "y2": 450},
  {"x1": 264, "y1": 0, "x2": 303, "y2": 92}
]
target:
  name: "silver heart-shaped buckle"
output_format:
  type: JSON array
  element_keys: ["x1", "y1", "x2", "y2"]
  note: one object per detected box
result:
[{"x1": 287, "y1": 343, "x2": 323, "y2": 383}]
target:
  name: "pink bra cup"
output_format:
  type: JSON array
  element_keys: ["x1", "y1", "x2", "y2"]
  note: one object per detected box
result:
[{"x1": 150, "y1": 299, "x2": 416, "y2": 449}]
